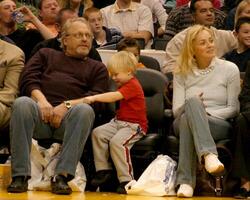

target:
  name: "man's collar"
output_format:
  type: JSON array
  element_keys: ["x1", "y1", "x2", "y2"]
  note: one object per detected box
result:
[{"x1": 113, "y1": 1, "x2": 136, "y2": 13}]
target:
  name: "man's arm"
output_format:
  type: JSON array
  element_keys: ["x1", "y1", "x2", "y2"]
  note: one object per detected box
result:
[
  {"x1": 31, "y1": 89, "x2": 53, "y2": 123},
  {"x1": 164, "y1": 8, "x2": 181, "y2": 45},
  {"x1": 131, "y1": 4, "x2": 154, "y2": 44},
  {"x1": 18, "y1": 6, "x2": 55, "y2": 39},
  {"x1": 123, "y1": 31, "x2": 152, "y2": 44},
  {"x1": 0, "y1": 47, "x2": 24, "y2": 106},
  {"x1": 162, "y1": 28, "x2": 187, "y2": 74}
]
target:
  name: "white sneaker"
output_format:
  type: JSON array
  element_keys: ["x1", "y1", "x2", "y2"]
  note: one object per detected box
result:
[
  {"x1": 204, "y1": 153, "x2": 224, "y2": 174},
  {"x1": 177, "y1": 184, "x2": 194, "y2": 198}
]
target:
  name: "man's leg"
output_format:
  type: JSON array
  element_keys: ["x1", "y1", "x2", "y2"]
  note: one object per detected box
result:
[
  {"x1": 51, "y1": 104, "x2": 95, "y2": 194},
  {"x1": 8, "y1": 97, "x2": 52, "y2": 193}
]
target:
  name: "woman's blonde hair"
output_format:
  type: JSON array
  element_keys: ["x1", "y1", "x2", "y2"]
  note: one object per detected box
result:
[
  {"x1": 59, "y1": 0, "x2": 93, "y2": 12},
  {"x1": 235, "y1": 0, "x2": 250, "y2": 26},
  {"x1": 175, "y1": 25, "x2": 214, "y2": 76},
  {"x1": 107, "y1": 51, "x2": 138, "y2": 76}
]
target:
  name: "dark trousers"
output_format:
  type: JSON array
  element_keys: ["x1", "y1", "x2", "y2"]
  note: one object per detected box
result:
[{"x1": 232, "y1": 113, "x2": 250, "y2": 180}]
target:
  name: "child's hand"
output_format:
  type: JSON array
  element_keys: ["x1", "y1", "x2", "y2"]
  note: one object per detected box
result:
[{"x1": 83, "y1": 96, "x2": 94, "y2": 104}]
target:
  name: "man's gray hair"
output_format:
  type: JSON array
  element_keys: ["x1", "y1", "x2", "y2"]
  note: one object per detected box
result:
[{"x1": 60, "y1": 17, "x2": 93, "y2": 50}]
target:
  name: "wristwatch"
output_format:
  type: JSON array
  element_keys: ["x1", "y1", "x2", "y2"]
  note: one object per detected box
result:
[{"x1": 64, "y1": 101, "x2": 72, "y2": 109}]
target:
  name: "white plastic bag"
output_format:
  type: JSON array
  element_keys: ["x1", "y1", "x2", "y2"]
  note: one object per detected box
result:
[
  {"x1": 126, "y1": 154, "x2": 177, "y2": 196},
  {"x1": 28, "y1": 139, "x2": 86, "y2": 192}
]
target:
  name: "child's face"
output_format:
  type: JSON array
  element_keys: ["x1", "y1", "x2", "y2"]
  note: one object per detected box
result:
[
  {"x1": 237, "y1": 23, "x2": 250, "y2": 48},
  {"x1": 87, "y1": 11, "x2": 103, "y2": 34},
  {"x1": 111, "y1": 70, "x2": 133, "y2": 86},
  {"x1": 124, "y1": 47, "x2": 140, "y2": 61}
]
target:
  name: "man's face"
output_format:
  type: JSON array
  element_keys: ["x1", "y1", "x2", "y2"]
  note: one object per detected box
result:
[
  {"x1": 0, "y1": 0, "x2": 16, "y2": 24},
  {"x1": 193, "y1": 0, "x2": 215, "y2": 27},
  {"x1": 39, "y1": 0, "x2": 60, "y2": 23},
  {"x1": 63, "y1": 21, "x2": 93, "y2": 58},
  {"x1": 87, "y1": 11, "x2": 103, "y2": 34}
]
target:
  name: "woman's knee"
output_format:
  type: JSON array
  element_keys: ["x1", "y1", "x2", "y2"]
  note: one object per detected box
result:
[{"x1": 185, "y1": 96, "x2": 202, "y2": 106}]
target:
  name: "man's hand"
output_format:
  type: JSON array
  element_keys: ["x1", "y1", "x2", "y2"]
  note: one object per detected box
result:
[
  {"x1": 37, "y1": 100, "x2": 53, "y2": 123},
  {"x1": 50, "y1": 103, "x2": 68, "y2": 128},
  {"x1": 16, "y1": 6, "x2": 36, "y2": 23}
]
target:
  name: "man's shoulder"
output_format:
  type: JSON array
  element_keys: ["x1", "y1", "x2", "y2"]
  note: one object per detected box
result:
[
  {"x1": 169, "y1": 27, "x2": 188, "y2": 44},
  {"x1": 36, "y1": 38, "x2": 60, "y2": 50},
  {"x1": 86, "y1": 57, "x2": 106, "y2": 68},
  {"x1": 36, "y1": 48, "x2": 63, "y2": 58},
  {"x1": 101, "y1": 4, "x2": 115, "y2": 13},
  {"x1": 132, "y1": 2, "x2": 151, "y2": 13},
  {"x1": 0, "y1": 39, "x2": 24, "y2": 57}
]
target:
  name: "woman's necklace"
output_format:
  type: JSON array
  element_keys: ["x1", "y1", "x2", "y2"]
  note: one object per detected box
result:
[{"x1": 198, "y1": 65, "x2": 214, "y2": 75}]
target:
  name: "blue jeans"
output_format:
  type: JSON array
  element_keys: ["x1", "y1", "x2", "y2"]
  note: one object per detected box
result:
[
  {"x1": 173, "y1": 97, "x2": 232, "y2": 188},
  {"x1": 10, "y1": 96, "x2": 95, "y2": 179}
]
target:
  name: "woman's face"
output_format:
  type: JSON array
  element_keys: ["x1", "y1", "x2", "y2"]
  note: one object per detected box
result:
[
  {"x1": 239, "y1": 4, "x2": 250, "y2": 18},
  {"x1": 193, "y1": 30, "x2": 215, "y2": 61}
]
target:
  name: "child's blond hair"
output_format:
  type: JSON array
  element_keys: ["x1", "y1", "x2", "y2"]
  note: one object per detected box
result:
[{"x1": 107, "y1": 51, "x2": 138, "y2": 75}]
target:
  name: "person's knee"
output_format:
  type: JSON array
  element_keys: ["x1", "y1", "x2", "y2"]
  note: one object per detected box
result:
[
  {"x1": 110, "y1": 137, "x2": 119, "y2": 149},
  {"x1": 185, "y1": 96, "x2": 201, "y2": 106},
  {"x1": 91, "y1": 126, "x2": 105, "y2": 141},
  {"x1": 179, "y1": 114, "x2": 188, "y2": 127},
  {"x1": 71, "y1": 104, "x2": 95, "y2": 121},
  {"x1": 12, "y1": 97, "x2": 35, "y2": 112}
]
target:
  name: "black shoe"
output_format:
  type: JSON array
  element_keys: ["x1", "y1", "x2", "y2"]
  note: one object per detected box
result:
[
  {"x1": 7, "y1": 176, "x2": 28, "y2": 193},
  {"x1": 116, "y1": 181, "x2": 129, "y2": 194},
  {"x1": 90, "y1": 170, "x2": 113, "y2": 187},
  {"x1": 51, "y1": 175, "x2": 72, "y2": 195},
  {"x1": 234, "y1": 188, "x2": 249, "y2": 199}
]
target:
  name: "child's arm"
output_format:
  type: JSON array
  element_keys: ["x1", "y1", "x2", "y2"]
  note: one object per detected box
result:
[{"x1": 84, "y1": 91, "x2": 124, "y2": 103}]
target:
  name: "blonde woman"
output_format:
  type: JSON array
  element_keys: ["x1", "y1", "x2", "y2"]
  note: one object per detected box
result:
[
  {"x1": 235, "y1": 0, "x2": 250, "y2": 25},
  {"x1": 173, "y1": 25, "x2": 241, "y2": 197},
  {"x1": 225, "y1": 0, "x2": 250, "y2": 30},
  {"x1": 59, "y1": 0, "x2": 93, "y2": 16}
]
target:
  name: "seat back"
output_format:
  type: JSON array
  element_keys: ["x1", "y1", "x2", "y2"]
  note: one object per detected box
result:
[
  {"x1": 135, "y1": 38, "x2": 145, "y2": 49},
  {"x1": 135, "y1": 68, "x2": 167, "y2": 128},
  {"x1": 139, "y1": 55, "x2": 161, "y2": 71},
  {"x1": 154, "y1": 37, "x2": 168, "y2": 50}
]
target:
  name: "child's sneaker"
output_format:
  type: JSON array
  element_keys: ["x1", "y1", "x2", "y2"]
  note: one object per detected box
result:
[
  {"x1": 90, "y1": 170, "x2": 113, "y2": 187},
  {"x1": 116, "y1": 181, "x2": 129, "y2": 194}
]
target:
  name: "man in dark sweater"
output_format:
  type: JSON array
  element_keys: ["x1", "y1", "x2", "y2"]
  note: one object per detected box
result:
[{"x1": 7, "y1": 17, "x2": 109, "y2": 195}]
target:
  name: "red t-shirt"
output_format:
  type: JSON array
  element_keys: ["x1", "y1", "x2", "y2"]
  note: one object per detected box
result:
[{"x1": 117, "y1": 77, "x2": 148, "y2": 133}]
